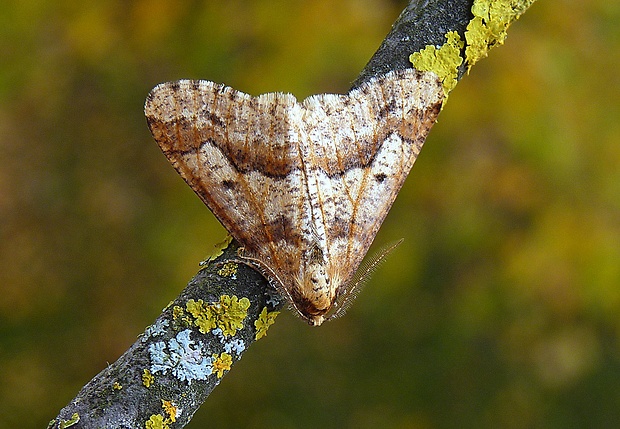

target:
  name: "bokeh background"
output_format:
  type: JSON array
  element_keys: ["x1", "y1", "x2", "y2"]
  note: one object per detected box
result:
[{"x1": 2, "y1": 1, "x2": 619, "y2": 428}]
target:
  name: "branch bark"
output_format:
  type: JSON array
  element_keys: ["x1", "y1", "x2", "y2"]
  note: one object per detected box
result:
[
  {"x1": 50, "y1": 1, "x2": 515, "y2": 427},
  {"x1": 352, "y1": 0, "x2": 472, "y2": 88},
  {"x1": 51, "y1": 240, "x2": 282, "y2": 429}
]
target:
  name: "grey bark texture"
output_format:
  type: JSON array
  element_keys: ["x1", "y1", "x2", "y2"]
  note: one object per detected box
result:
[
  {"x1": 51, "y1": 241, "x2": 282, "y2": 429},
  {"x1": 50, "y1": 1, "x2": 474, "y2": 428},
  {"x1": 351, "y1": 0, "x2": 472, "y2": 89}
]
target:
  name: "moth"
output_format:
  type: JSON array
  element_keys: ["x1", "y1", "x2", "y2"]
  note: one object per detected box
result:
[{"x1": 145, "y1": 68, "x2": 443, "y2": 326}]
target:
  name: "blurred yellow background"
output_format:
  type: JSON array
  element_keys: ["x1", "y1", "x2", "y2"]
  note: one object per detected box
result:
[{"x1": 1, "y1": 1, "x2": 619, "y2": 428}]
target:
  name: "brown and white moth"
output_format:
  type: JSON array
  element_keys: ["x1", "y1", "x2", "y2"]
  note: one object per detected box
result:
[{"x1": 145, "y1": 68, "x2": 443, "y2": 326}]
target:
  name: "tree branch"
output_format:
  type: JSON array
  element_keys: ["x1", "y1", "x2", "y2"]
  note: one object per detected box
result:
[
  {"x1": 51, "y1": 0, "x2": 536, "y2": 427},
  {"x1": 51, "y1": 239, "x2": 284, "y2": 429},
  {"x1": 352, "y1": 0, "x2": 472, "y2": 88}
]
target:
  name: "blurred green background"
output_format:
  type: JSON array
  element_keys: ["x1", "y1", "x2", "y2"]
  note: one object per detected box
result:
[{"x1": 2, "y1": 0, "x2": 620, "y2": 428}]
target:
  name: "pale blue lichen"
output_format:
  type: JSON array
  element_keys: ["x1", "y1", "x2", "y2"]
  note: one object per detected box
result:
[
  {"x1": 211, "y1": 327, "x2": 231, "y2": 347},
  {"x1": 211, "y1": 327, "x2": 225, "y2": 341},
  {"x1": 149, "y1": 329, "x2": 213, "y2": 384},
  {"x1": 266, "y1": 289, "x2": 282, "y2": 308},
  {"x1": 143, "y1": 319, "x2": 169, "y2": 340},
  {"x1": 211, "y1": 327, "x2": 246, "y2": 355},
  {"x1": 224, "y1": 338, "x2": 246, "y2": 355}
]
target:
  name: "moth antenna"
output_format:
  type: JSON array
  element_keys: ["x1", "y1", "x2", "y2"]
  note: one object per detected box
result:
[{"x1": 328, "y1": 239, "x2": 404, "y2": 321}]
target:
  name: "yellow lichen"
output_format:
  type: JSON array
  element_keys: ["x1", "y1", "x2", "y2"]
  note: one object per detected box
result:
[
  {"x1": 172, "y1": 304, "x2": 192, "y2": 326},
  {"x1": 185, "y1": 295, "x2": 250, "y2": 336},
  {"x1": 217, "y1": 261, "x2": 238, "y2": 278},
  {"x1": 145, "y1": 414, "x2": 169, "y2": 429},
  {"x1": 212, "y1": 352, "x2": 233, "y2": 378},
  {"x1": 56, "y1": 413, "x2": 80, "y2": 429},
  {"x1": 113, "y1": 382, "x2": 122, "y2": 390},
  {"x1": 254, "y1": 307, "x2": 280, "y2": 340},
  {"x1": 201, "y1": 235, "x2": 233, "y2": 266},
  {"x1": 186, "y1": 299, "x2": 217, "y2": 333},
  {"x1": 216, "y1": 295, "x2": 251, "y2": 336},
  {"x1": 465, "y1": 0, "x2": 537, "y2": 70},
  {"x1": 142, "y1": 369, "x2": 154, "y2": 388},
  {"x1": 161, "y1": 400, "x2": 178, "y2": 423},
  {"x1": 172, "y1": 305, "x2": 184, "y2": 320},
  {"x1": 410, "y1": 31, "x2": 463, "y2": 97}
]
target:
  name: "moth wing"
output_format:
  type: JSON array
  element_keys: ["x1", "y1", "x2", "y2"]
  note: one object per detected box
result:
[
  {"x1": 145, "y1": 80, "x2": 307, "y2": 281},
  {"x1": 301, "y1": 69, "x2": 443, "y2": 286}
]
